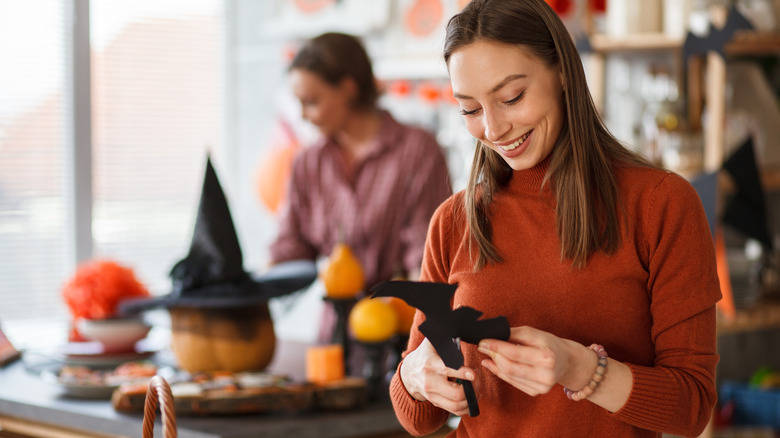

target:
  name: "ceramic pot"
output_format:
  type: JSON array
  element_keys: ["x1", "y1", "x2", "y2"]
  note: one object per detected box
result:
[{"x1": 76, "y1": 317, "x2": 151, "y2": 353}]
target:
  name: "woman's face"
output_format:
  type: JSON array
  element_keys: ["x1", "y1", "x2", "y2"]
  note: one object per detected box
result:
[
  {"x1": 289, "y1": 68, "x2": 353, "y2": 137},
  {"x1": 448, "y1": 40, "x2": 565, "y2": 171}
]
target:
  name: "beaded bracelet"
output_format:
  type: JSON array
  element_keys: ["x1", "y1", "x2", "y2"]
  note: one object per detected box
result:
[{"x1": 563, "y1": 344, "x2": 607, "y2": 401}]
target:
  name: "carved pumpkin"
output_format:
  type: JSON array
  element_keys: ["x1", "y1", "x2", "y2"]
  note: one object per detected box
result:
[{"x1": 169, "y1": 304, "x2": 276, "y2": 373}]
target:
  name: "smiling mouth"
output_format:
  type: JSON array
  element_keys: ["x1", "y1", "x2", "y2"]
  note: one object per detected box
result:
[{"x1": 498, "y1": 130, "x2": 533, "y2": 151}]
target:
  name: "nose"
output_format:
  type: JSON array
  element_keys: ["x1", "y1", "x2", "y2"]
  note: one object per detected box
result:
[{"x1": 483, "y1": 108, "x2": 511, "y2": 143}]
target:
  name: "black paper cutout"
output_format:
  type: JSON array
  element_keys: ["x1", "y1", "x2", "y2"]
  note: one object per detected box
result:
[
  {"x1": 722, "y1": 137, "x2": 773, "y2": 250},
  {"x1": 370, "y1": 280, "x2": 510, "y2": 417},
  {"x1": 683, "y1": 7, "x2": 754, "y2": 61}
]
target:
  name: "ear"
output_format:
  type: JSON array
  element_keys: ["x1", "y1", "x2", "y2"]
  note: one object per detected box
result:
[{"x1": 339, "y1": 77, "x2": 359, "y2": 103}]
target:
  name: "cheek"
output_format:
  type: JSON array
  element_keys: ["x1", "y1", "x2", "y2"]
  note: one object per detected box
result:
[{"x1": 463, "y1": 117, "x2": 484, "y2": 140}]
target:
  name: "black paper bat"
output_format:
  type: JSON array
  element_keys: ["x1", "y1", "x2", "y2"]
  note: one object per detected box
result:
[
  {"x1": 683, "y1": 6, "x2": 754, "y2": 60},
  {"x1": 370, "y1": 281, "x2": 510, "y2": 417}
]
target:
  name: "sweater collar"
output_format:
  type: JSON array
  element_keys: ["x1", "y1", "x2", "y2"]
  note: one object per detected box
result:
[{"x1": 507, "y1": 154, "x2": 552, "y2": 192}]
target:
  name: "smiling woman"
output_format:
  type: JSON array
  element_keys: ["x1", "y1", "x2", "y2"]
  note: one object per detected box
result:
[{"x1": 389, "y1": 1, "x2": 721, "y2": 437}]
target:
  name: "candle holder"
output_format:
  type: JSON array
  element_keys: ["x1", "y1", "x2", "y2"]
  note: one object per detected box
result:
[
  {"x1": 385, "y1": 333, "x2": 409, "y2": 383},
  {"x1": 323, "y1": 297, "x2": 357, "y2": 375},
  {"x1": 358, "y1": 340, "x2": 390, "y2": 402}
]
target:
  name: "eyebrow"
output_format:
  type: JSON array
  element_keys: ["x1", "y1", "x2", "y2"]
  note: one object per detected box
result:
[{"x1": 452, "y1": 74, "x2": 527, "y2": 100}]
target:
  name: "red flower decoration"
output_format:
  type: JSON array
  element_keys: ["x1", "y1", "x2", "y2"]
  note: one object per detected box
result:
[{"x1": 62, "y1": 260, "x2": 150, "y2": 320}]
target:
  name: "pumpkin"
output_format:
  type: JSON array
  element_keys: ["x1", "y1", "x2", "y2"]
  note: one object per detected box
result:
[
  {"x1": 321, "y1": 243, "x2": 365, "y2": 299},
  {"x1": 169, "y1": 304, "x2": 276, "y2": 373}
]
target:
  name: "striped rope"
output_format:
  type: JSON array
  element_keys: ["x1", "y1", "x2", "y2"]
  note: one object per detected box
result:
[{"x1": 143, "y1": 375, "x2": 177, "y2": 438}]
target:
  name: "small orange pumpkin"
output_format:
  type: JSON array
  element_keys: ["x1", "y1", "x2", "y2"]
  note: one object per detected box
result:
[{"x1": 321, "y1": 243, "x2": 365, "y2": 299}]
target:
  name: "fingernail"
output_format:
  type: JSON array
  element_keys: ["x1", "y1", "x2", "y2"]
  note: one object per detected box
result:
[
  {"x1": 465, "y1": 371, "x2": 474, "y2": 380},
  {"x1": 479, "y1": 347, "x2": 495, "y2": 359},
  {"x1": 479, "y1": 341, "x2": 490, "y2": 350}
]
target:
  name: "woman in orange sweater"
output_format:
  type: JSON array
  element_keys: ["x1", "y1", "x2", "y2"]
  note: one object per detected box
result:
[{"x1": 389, "y1": 0, "x2": 721, "y2": 437}]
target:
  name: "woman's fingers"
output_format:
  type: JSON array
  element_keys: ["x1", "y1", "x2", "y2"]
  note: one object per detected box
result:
[
  {"x1": 478, "y1": 326, "x2": 567, "y2": 395},
  {"x1": 400, "y1": 338, "x2": 475, "y2": 416},
  {"x1": 481, "y1": 356, "x2": 552, "y2": 395}
]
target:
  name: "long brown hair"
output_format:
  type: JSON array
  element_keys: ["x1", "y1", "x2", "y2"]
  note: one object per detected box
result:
[{"x1": 444, "y1": 0, "x2": 654, "y2": 270}]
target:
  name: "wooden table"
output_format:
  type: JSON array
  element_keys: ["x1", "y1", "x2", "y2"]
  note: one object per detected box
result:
[{"x1": 0, "y1": 340, "x2": 416, "y2": 438}]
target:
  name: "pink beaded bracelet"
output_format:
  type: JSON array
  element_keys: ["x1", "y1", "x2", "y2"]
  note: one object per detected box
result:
[{"x1": 563, "y1": 344, "x2": 607, "y2": 401}]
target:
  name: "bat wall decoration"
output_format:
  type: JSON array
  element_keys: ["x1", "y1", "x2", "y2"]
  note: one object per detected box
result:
[{"x1": 682, "y1": 6, "x2": 754, "y2": 60}]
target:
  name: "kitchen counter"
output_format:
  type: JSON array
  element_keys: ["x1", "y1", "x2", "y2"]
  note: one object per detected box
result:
[{"x1": 0, "y1": 340, "x2": 409, "y2": 438}]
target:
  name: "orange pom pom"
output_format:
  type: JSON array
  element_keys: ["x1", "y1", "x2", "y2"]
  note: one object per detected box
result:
[{"x1": 62, "y1": 260, "x2": 150, "y2": 320}]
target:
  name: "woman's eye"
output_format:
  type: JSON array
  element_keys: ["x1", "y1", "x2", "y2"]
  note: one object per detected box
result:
[
  {"x1": 460, "y1": 107, "x2": 480, "y2": 116},
  {"x1": 504, "y1": 91, "x2": 525, "y2": 105}
]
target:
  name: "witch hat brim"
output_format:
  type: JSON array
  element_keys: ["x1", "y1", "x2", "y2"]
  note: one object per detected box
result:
[
  {"x1": 119, "y1": 259, "x2": 317, "y2": 312},
  {"x1": 118, "y1": 156, "x2": 317, "y2": 314}
]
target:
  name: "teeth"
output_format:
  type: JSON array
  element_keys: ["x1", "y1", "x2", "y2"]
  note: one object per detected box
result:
[{"x1": 499, "y1": 131, "x2": 531, "y2": 151}]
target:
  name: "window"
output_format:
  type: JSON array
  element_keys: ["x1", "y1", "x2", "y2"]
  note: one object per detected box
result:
[{"x1": 0, "y1": 0, "x2": 225, "y2": 349}]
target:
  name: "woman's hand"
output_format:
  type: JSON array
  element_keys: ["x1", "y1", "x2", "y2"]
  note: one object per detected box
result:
[
  {"x1": 477, "y1": 326, "x2": 596, "y2": 397},
  {"x1": 399, "y1": 337, "x2": 476, "y2": 416}
]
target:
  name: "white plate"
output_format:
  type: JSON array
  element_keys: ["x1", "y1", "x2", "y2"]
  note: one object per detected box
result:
[{"x1": 41, "y1": 369, "x2": 118, "y2": 399}]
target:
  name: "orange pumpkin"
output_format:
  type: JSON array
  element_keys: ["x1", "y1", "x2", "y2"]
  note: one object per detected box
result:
[
  {"x1": 321, "y1": 243, "x2": 365, "y2": 299},
  {"x1": 169, "y1": 305, "x2": 276, "y2": 373}
]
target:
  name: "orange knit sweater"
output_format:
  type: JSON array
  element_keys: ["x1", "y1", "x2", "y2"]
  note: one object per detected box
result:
[{"x1": 390, "y1": 161, "x2": 721, "y2": 437}]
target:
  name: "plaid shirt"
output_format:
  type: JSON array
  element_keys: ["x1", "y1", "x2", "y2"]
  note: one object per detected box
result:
[{"x1": 270, "y1": 111, "x2": 452, "y2": 288}]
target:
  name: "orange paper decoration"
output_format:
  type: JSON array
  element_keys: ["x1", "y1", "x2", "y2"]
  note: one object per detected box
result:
[
  {"x1": 417, "y1": 81, "x2": 441, "y2": 105},
  {"x1": 256, "y1": 120, "x2": 301, "y2": 214},
  {"x1": 715, "y1": 227, "x2": 736, "y2": 321},
  {"x1": 388, "y1": 80, "x2": 413, "y2": 98},
  {"x1": 293, "y1": 0, "x2": 335, "y2": 14},
  {"x1": 256, "y1": 144, "x2": 299, "y2": 214},
  {"x1": 405, "y1": 0, "x2": 444, "y2": 37}
]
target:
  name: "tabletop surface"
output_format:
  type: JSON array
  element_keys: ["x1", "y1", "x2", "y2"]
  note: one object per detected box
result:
[{"x1": 0, "y1": 340, "x2": 406, "y2": 438}]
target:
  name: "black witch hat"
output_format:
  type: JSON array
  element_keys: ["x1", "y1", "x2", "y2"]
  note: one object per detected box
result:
[
  {"x1": 119, "y1": 155, "x2": 316, "y2": 313},
  {"x1": 722, "y1": 137, "x2": 774, "y2": 251}
]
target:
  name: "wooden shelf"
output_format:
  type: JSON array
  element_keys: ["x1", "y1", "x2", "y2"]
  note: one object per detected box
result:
[
  {"x1": 726, "y1": 32, "x2": 780, "y2": 56},
  {"x1": 590, "y1": 33, "x2": 683, "y2": 53},
  {"x1": 718, "y1": 299, "x2": 780, "y2": 334},
  {"x1": 590, "y1": 31, "x2": 780, "y2": 56}
]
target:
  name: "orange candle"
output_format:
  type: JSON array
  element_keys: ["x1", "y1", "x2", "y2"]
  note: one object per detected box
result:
[{"x1": 306, "y1": 344, "x2": 345, "y2": 384}]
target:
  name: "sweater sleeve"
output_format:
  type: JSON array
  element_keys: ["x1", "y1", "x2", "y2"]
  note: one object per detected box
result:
[
  {"x1": 389, "y1": 196, "x2": 460, "y2": 436},
  {"x1": 611, "y1": 173, "x2": 721, "y2": 436}
]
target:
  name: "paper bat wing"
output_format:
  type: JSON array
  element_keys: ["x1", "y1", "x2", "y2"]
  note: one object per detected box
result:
[
  {"x1": 453, "y1": 307, "x2": 511, "y2": 345},
  {"x1": 370, "y1": 280, "x2": 457, "y2": 318}
]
